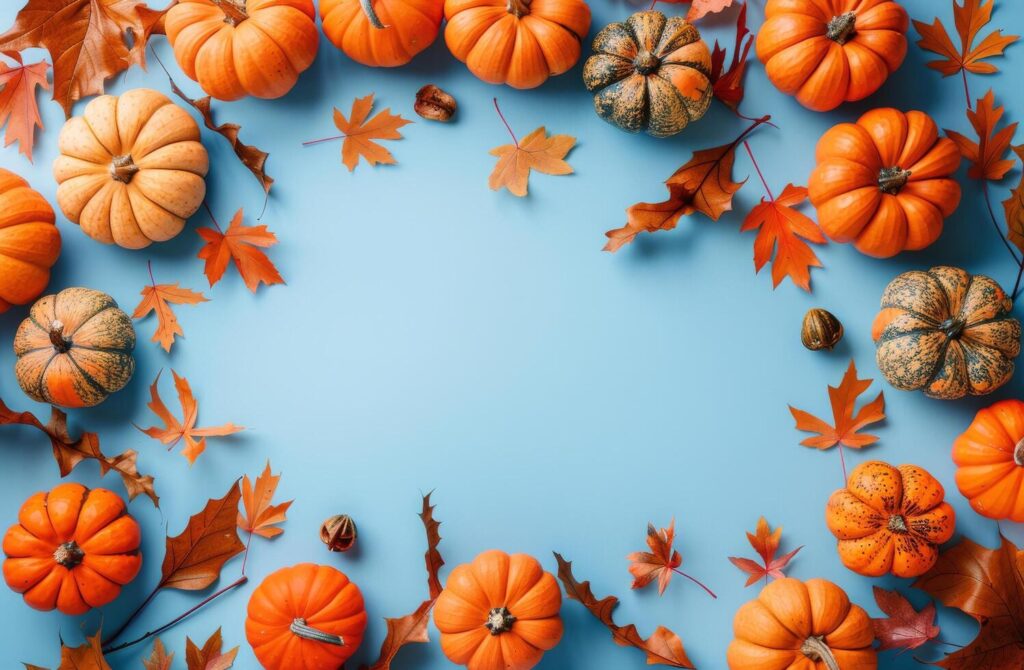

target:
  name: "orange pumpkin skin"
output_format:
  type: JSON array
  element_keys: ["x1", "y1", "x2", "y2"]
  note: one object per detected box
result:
[
  {"x1": 434, "y1": 550, "x2": 563, "y2": 670},
  {"x1": 2, "y1": 483, "x2": 142, "y2": 615},
  {"x1": 165, "y1": 0, "x2": 319, "y2": 101},
  {"x1": 808, "y1": 108, "x2": 961, "y2": 258},
  {"x1": 321, "y1": 0, "x2": 444, "y2": 67},
  {"x1": 756, "y1": 0, "x2": 908, "y2": 112},
  {"x1": 953, "y1": 399, "x2": 1024, "y2": 522},
  {"x1": 826, "y1": 461, "x2": 955, "y2": 578},
  {"x1": 0, "y1": 169, "x2": 60, "y2": 313},
  {"x1": 444, "y1": 0, "x2": 591, "y2": 89},
  {"x1": 246, "y1": 563, "x2": 368, "y2": 670},
  {"x1": 727, "y1": 577, "x2": 877, "y2": 670}
]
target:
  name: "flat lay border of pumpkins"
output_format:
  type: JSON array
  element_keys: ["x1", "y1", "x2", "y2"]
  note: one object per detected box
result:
[{"x1": 0, "y1": 0, "x2": 1022, "y2": 668}]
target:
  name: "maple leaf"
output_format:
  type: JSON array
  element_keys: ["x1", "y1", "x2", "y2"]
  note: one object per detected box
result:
[
  {"x1": 708, "y1": 2, "x2": 752, "y2": 112},
  {"x1": 789, "y1": 359, "x2": 886, "y2": 450},
  {"x1": 628, "y1": 520, "x2": 682, "y2": 595},
  {"x1": 946, "y1": 89, "x2": 1018, "y2": 181},
  {"x1": 238, "y1": 460, "x2": 292, "y2": 539},
  {"x1": 197, "y1": 209, "x2": 284, "y2": 293},
  {"x1": 133, "y1": 262, "x2": 208, "y2": 352},
  {"x1": 727, "y1": 516, "x2": 802, "y2": 587},
  {"x1": 161, "y1": 480, "x2": 245, "y2": 591},
  {"x1": 556, "y1": 553, "x2": 695, "y2": 668},
  {"x1": 143, "y1": 639, "x2": 174, "y2": 670},
  {"x1": 26, "y1": 629, "x2": 112, "y2": 670},
  {"x1": 185, "y1": 629, "x2": 238, "y2": 670},
  {"x1": 871, "y1": 586, "x2": 940, "y2": 654},
  {"x1": 138, "y1": 370, "x2": 244, "y2": 464},
  {"x1": 912, "y1": 0, "x2": 1018, "y2": 78},
  {"x1": 311, "y1": 93, "x2": 412, "y2": 172},
  {"x1": 0, "y1": 52, "x2": 49, "y2": 161},
  {"x1": 1004, "y1": 145, "x2": 1024, "y2": 253},
  {"x1": 740, "y1": 183, "x2": 826, "y2": 291},
  {"x1": 488, "y1": 106, "x2": 575, "y2": 197}
]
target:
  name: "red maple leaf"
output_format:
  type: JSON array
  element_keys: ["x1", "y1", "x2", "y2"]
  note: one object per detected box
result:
[
  {"x1": 727, "y1": 516, "x2": 802, "y2": 587},
  {"x1": 872, "y1": 586, "x2": 941, "y2": 654},
  {"x1": 709, "y1": 2, "x2": 752, "y2": 112}
]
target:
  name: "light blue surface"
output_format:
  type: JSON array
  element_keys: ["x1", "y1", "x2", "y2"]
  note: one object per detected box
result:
[{"x1": 0, "y1": 0, "x2": 1022, "y2": 667}]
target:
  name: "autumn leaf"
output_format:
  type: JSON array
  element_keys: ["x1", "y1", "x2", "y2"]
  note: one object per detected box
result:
[
  {"x1": 143, "y1": 639, "x2": 174, "y2": 670},
  {"x1": 659, "y1": 0, "x2": 735, "y2": 21},
  {"x1": 789, "y1": 359, "x2": 886, "y2": 450},
  {"x1": 1004, "y1": 145, "x2": 1024, "y2": 253},
  {"x1": 26, "y1": 630, "x2": 112, "y2": 670},
  {"x1": 197, "y1": 209, "x2": 284, "y2": 293},
  {"x1": 709, "y1": 2, "x2": 752, "y2": 112},
  {"x1": 488, "y1": 99, "x2": 574, "y2": 197},
  {"x1": 161, "y1": 480, "x2": 245, "y2": 591},
  {"x1": 871, "y1": 586, "x2": 941, "y2": 654},
  {"x1": 304, "y1": 93, "x2": 412, "y2": 172},
  {"x1": 628, "y1": 519, "x2": 715, "y2": 598},
  {"x1": 946, "y1": 89, "x2": 1018, "y2": 181},
  {"x1": 727, "y1": 516, "x2": 801, "y2": 587},
  {"x1": 0, "y1": 52, "x2": 49, "y2": 161},
  {"x1": 912, "y1": 0, "x2": 1018, "y2": 78},
  {"x1": 556, "y1": 553, "x2": 695, "y2": 668},
  {"x1": 185, "y1": 629, "x2": 238, "y2": 670},
  {"x1": 133, "y1": 262, "x2": 208, "y2": 352},
  {"x1": 238, "y1": 460, "x2": 292, "y2": 539},
  {"x1": 740, "y1": 183, "x2": 825, "y2": 291}
]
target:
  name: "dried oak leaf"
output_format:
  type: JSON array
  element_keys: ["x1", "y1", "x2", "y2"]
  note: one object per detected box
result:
[
  {"x1": 727, "y1": 516, "x2": 801, "y2": 587},
  {"x1": 489, "y1": 126, "x2": 575, "y2": 197},
  {"x1": 143, "y1": 639, "x2": 174, "y2": 670},
  {"x1": 238, "y1": 460, "x2": 292, "y2": 539},
  {"x1": 789, "y1": 359, "x2": 885, "y2": 450},
  {"x1": 913, "y1": 0, "x2": 1019, "y2": 78},
  {"x1": 871, "y1": 586, "x2": 940, "y2": 654},
  {"x1": 740, "y1": 183, "x2": 825, "y2": 291},
  {"x1": 197, "y1": 208, "x2": 284, "y2": 293},
  {"x1": 946, "y1": 89, "x2": 1018, "y2": 181},
  {"x1": 186, "y1": 628, "x2": 238, "y2": 670},
  {"x1": 0, "y1": 52, "x2": 49, "y2": 161},
  {"x1": 327, "y1": 93, "x2": 412, "y2": 172},
  {"x1": 1004, "y1": 146, "x2": 1024, "y2": 253},
  {"x1": 709, "y1": 2, "x2": 751, "y2": 112},
  {"x1": 627, "y1": 520, "x2": 682, "y2": 596},
  {"x1": 161, "y1": 480, "x2": 245, "y2": 591},
  {"x1": 133, "y1": 264, "x2": 208, "y2": 352}
]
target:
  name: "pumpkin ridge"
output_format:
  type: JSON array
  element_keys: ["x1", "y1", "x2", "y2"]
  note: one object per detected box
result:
[
  {"x1": 246, "y1": 15, "x2": 305, "y2": 74},
  {"x1": 65, "y1": 350, "x2": 115, "y2": 395},
  {"x1": 951, "y1": 273, "x2": 976, "y2": 326}
]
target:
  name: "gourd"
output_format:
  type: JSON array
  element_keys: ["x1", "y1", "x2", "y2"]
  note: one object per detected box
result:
[
  {"x1": 826, "y1": 460, "x2": 955, "y2": 578},
  {"x1": 443, "y1": 0, "x2": 591, "y2": 89},
  {"x1": 872, "y1": 266, "x2": 1021, "y2": 400},
  {"x1": 727, "y1": 577, "x2": 876, "y2": 670},
  {"x1": 321, "y1": 0, "x2": 444, "y2": 67},
  {"x1": 952, "y1": 399, "x2": 1024, "y2": 522},
  {"x1": 0, "y1": 169, "x2": 61, "y2": 313},
  {"x1": 165, "y1": 0, "x2": 319, "y2": 101},
  {"x1": 434, "y1": 549, "x2": 562, "y2": 670},
  {"x1": 246, "y1": 563, "x2": 367, "y2": 670},
  {"x1": 52, "y1": 88, "x2": 209, "y2": 249},
  {"x1": 583, "y1": 11, "x2": 712, "y2": 137},
  {"x1": 755, "y1": 0, "x2": 908, "y2": 112},
  {"x1": 808, "y1": 108, "x2": 961, "y2": 257},
  {"x1": 2, "y1": 483, "x2": 142, "y2": 615},
  {"x1": 14, "y1": 287, "x2": 135, "y2": 409}
]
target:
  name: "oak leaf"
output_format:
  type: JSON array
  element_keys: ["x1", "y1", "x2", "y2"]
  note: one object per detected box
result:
[
  {"x1": 238, "y1": 460, "x2": 292, "y2": 539},
  {"x1": 789, "y1": 359, "x2": 885, "y2": 450},
  {"x1": 871, "y1": 586, "x2": 940, "y2": 654},
  {"x1": 709, "y1": 1, "x2": 751, "y2": 111},
  {"x1": 946, "y1": 89, "x2": 1018, "y2": 181},
  {"x1": 727, "y1": 516, "x2": 801, "y2": 587},
  {"x1": 628, "y1": 520, "x2": 682, "y2": 595},
  {"x1": 1004, "y1": 145, "x2": 1024, "y2": 253},
  {"x1": 197, "y1": 209, "x2": 284, "y2": 293},
  {"x1": 161, "y1": 480, "x2": 245, "y2": 591},
  {"x1": 133, "y1": 263, "x2": 208, "y2": 352},
  {"x1": 324, "y1": 94, "x2": 412, "y2": 172},
  {"x1": 143, "y1": 639, "x2": 174, "y2": 670},
  {"x1": 0, "y1": 52, "x2": 49, "y2": 161},
  {"x1": 185, "y1": 629, "x2": 238, "y2": 670},
  {"x1": 489, "y1": 126, "x2": 575, "y2": 197},
  {"x1": 912, "y1": 0, "x2": 1018, "y2": 78},
  {"x1": 740, "y1": 183, "x2": 825, "y2": 291}
]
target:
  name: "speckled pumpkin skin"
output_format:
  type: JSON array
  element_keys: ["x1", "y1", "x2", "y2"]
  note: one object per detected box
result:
[
  {"x1": 826, "y1": 461, "x2": 955, "y2": 578},
  {"x1": 872, "y1": 266, "x2": 1021, "y2": 400},
  {"x1": 583, "y1": 11, "x2": 711, "y2": 138}
]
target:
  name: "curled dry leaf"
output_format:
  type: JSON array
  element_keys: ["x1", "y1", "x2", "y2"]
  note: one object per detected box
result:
[
  {"x1": 740, "y1": 183, "x2": 825, "y2": 291},
  {"x1": 946, "y1": 89, "x2": 1018, "y2": 181},
  {"x1": 133, "y1": 263, "x2": 208, "y2": 352},
  {"x1": 913, "y1": 0, "x2": 1019, "y2": 78},
  {"x1": 727, "y1": 516, "x2": 801, "y2": 587},
  {"x1": 161, "y1": 480, "x2": 245, "y2": 591},
  {"x1": 185, "y1": 628, "x2": 238, "y2": 670},
  {"x1": 238, "y1": 460, "x2": 293, "y2": 539},
  {"x1": 197, "y1": 209, "x2": 284, "y2": 293},
  {"x1": 789, "y1": 359, "x2": 886, "y2": 451},
  {"x1": 143, "y1": 639, "x2": 174, "y2": 670},
  {"x1": 709, "y1": 2, "x2": 752, "y2": 112},
  {"x1": 0, "y1": 52, "x2": 49, "y2": 161},
  {"x1": 871, "y1": 586, "x2": 940, "y2": 654}
]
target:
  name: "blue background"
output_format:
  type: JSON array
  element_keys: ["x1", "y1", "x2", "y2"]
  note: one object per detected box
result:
[{"x1": 0, "y1": 0, "x2": 1022, "y2": 667}]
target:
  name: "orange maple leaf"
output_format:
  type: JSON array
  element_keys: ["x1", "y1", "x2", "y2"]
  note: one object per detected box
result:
[
  {"x1": 740, "y1": 183, "x2": 826, "y2": 291},
  {"x1": 238, "y1": 461, "x2": 292, "y2": 539},
  {"x1": 0, "y1": 53, "x2": 49, "y2": 161},
  {"x1": 1004, "y1": 146, "x2": 1024, "y2": 253},
  {"x1": 946, "y1": 89, "x2": 1018, "y2": 181},
  {"x1": 197, "y1": 209, "x2": 283, "y2": 293},
  {"x1": 488, "y1": 126, "x2": 575, "y2": 197},
  {"x1": 311, "y1": 94, "x2": 412, "y2": 172},
  {"x1": 133, "y1": 262, "x2": 208, "y2": 352},
  {"x1": 627, "y1": 519, "x2": 715, "y2": 599},
  {"x1": 913, "y1": 0, "x2": 1019, "y2": 78},
  {"x1": 789, "y1": 360, "x2": 886, "y2": 451},
  {"x1": 727, "y1": 517, "x2": 802, "y2": 587}
]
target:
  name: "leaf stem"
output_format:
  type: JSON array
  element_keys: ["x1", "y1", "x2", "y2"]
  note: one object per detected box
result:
[
  {"x1": 742, "y1": 140, "x2": 774, "y2": 201},
  {"x1": 670, "y1": 567, "x2": 717, "y2": 599},
  {"x1": 839, "y1": 442, "x2": 847, "y2": 483},
  {"x1": 961, "y1": 69, "x2": 971, "y2": 110},
  {"x1": 301, "y1": 135, "x2": 346, "y2": 146},
  {"x1": 147, "y1": 259, "x2": 157, "y2": 288},
  {"x1": 690, "y1": 114, "x2": 773, "y2": 199},
  {"x1": 492, "y1": 98, "x2": 518, "y2": 147},
  {"x1": 1013, "y1": 259, "x2": 1024, "y2": 300},
  {"x1": 982, "y1": 181, "x2": 1020, "y2": 265},
  {"x1": 101, "y1": 584, "x2": 161, "y2": 647},
  {"x1": 202, "y1": 201, "x2": 223, "y2": 233}
]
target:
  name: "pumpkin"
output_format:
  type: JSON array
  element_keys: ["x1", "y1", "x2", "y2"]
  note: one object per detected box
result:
[
  {"x1": 246, "y1": 563, "x2": 368, "y2": 670},
  {"x1": 756, "y1": 0, "x2": 908, "y2": 112},
  {"x1": 165, "y1": 0, "x2": 319, "y2": 101},
  {"x1": 321, "y1": 0, "x2": 444, "y2": 67},
  {"x1": 434, "y1": 549, "x2": 562, "y2": 670},
  {"x1": 14, "y1": 287, "x2": 136, "y2": 409},
  {"x1": 872, "y1": 266, "x2": 1021, "y2": 400},
  {"x1": 0, "y1": 169, "x2": 61, "y2": 314},
  {"x1": 826, "y1": 460, "x2": 955, "y2": 578},
  {"x1": 443, "y1": 0, "x2": 591, "y2": 89},
  {"x1": 3, "y1": 483, "x2": 142, "y2": 615},
  {"x1": 952, "y1": 399, "x2": 1024, "y2": 522},
  {"x1": 808, "y1": 108, "x2": 961, "y2": 257},
  {"x1": 583, "y1": 11, "x2": 712, "y2": 137},
  {"x1": 727, "y1": 577, "x2": 876, "y2": 670},
  {"x1": 53, "y1": 88, "x2": 209, "y2": 250}
]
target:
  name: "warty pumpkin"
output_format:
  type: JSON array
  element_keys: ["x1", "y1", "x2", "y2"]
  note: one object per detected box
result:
[
  {"x1": 321, "y1": 0, "x2": 444, "y2": 67},
  {"x1": 246, "y1": 563, "x2": 368, "y2": 670},
  {"x1": 727, "y1": 577, "x2": 876, "y2": 670},
  {"x1": 873, "y1": 266, "x2": 1021, "y2": 400},
  {"x1": 952, "y1": 399, "x2": 1024, "y2": 522},
  {"x1": 53, "y1": 88, "x2": 209, "y2": 250},
  {"x1": 0, "y1": 169, "x2": 60, "y2": 314},
  {"x1": 3, "y1": 483, "x2": 142, "y2": 615},
  {"x1": 165, "y1": 0, "x2": 319, "y2": 101},
  {"x1": 756, "y1": 0, "x2": 908, "y2": 112},
  {"x1": 14, "y1": 287, "x2": 136, "y2": 409},
  {"x1": 583, "y1": 11, "x2": 711, "y2": 137},
  {"x1": 444, "y1": 0, "x2": 591, "y2": 89},
  {"x1": 434, "y1": 549, "x2": 562, "y2": 670},
  {"x1": 808, "y1": 108, "x2": 961, "y2": 257},
  {"x1": 826, "y1": 460, "x2": 955, "y2": 578}
]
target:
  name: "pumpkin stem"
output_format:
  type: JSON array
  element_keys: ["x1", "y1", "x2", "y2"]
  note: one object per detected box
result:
[
  {"x1": 888, "y1": 514, "x2": 908, "y2": 533},
  {"x1": 634, "y1": 52, "x2": 660, "y2": 75},
  {"x1": 53, "y1": 541, "x2": 85, "y2": 568},
  {"x1": 878, "y1": 166, "x2": 911, "y2": 194},
  {"x1": 110, "y1": 154, "x2": 140, "y2": 184},
  {"x1": 290, "y1": 618, "x2": 345, "y2": 646},
  {"x1": 212, "y1": 0, "x2": 249, "y2": 25},
  {"x1": 359, "y1": 0, "x2": 387, "y2": 29},
  {"x1": 506, "y1": 0, "x2": 531, "y2": 17},
  {"x1": 939, "y1": 317, "x2": 966, "y2": 339},
  {"x1": 484, "y1": 606, "x2": 517, "y2": 635},
  {"x1": 49, "y1": 320, "x2": 71, "y2": 353},
  {"x1": 1014, "y1": 438, "x2": 1024, "y2": 466},
  {"x1": 801, "y1": 635, "x2": 841, "y2": 670},
  {"x1": 826, "y1": 12, "x2": 857, "y2": 44}
]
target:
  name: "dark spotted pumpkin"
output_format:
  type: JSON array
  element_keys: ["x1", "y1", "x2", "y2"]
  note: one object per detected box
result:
[
  {"x1": 872, "y1": 266, "x2": 1021, "y2": 400},
  {"x1": 583, "y1": 11, "x2": 711, "y2": 138},
  {"x1": 14, "y1": 287, "x2": 135, "y2": 408}
]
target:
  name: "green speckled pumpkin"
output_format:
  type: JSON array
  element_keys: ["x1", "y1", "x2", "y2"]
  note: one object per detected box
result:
[
  {"x1": 583, "y1": 11, "x2": 712, "y2": 138},
  {"x1": 872, "y1": 266, "x2": 1021, "y2": 400},
  {"x1": 14, "y1": 287, "x2": 135, "y2": 408}
]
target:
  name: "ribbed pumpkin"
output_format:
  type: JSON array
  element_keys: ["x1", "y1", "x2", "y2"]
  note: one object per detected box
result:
[
  {"x1": 826, "y1": 461, "x2": 955, "y2": 578},
  {"x1": 14, "y1": 287, "x2": 135, "y2": 409},
  {"x1": 0, "y1": 169, "x2": 60, "y2": 313},
  {"x1": 444, "y1": 0, "x2": 591, "y2": 89},
  {"x1": 756, "y1": 0, "x2": 908, "y2": 112},
  {"x1": 165, "y1": 0, "x2": 319, "y2": 101},
  {"x1": 321, "y1": 0, "x2": 444, "y2": 67},
  {"x1": 246, "y1": 563, "x2": 368, "y2": 670},
  {"x1": 434, "y1": 550, "x2": 562, "y2": 670},
  {"x1": 583, "y1": 11, "x2": 711, "y2": 137},
  {"x1": 808, "y1": 108, "x2": 961, "y2": 257},
  {"x1": 952, "y1": 399, "x2": 1024, "y2": 522},
  {"x1": 727, "y1": 577, "x2": 876, "y2": 670},
  {"x1": 53, "y1": 88, "x2": 209, "y2": 250},
  {"x1": 873, "y1": 266, "x2": 1021, "y2": 400},
  {"x1": 3, "y1": 483, "x2": 142, "y2": 615}
]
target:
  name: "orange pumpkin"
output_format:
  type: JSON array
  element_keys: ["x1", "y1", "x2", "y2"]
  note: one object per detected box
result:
[
  {"x1": 246, "y1": 563, "x2": 368, "y2": 670},
  {"x1": 953, "y1": 399, "x2": 1024, "y2": 522},
  {"x1": 727, "y1": 577, "x2": 876, "y2": 670},
  {"x1": 3, "y1": 483, "x2": 142, "y2": 615},
  {"x1": 444, "y1": 0, "x2": 591, "y2": 89},
  {"x1": 321, "y1": 0, "x2": 444, "y2": 67},
  {"x1": 756, "y1": 0, "x2": 908, "y2": 112},
  {"x1": 826, "y1": 461, "x2": 955, "y2": 578},
  {"x1": 0, "y1": 169, "x2": 60, "y2": 313},
  {"x1": 808, "y1": 108, "x2": 961, "y2": 257},
  {"x1": 165, "y1": 0, "x2": 319, "y2": 101},
  {"x1": 434, "y1": 549, "x2": 562, "y2": 670}
]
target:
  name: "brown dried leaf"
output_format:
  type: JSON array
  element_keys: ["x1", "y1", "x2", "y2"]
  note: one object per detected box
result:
[
  {"x1": 160, "y1": 480, "x2": 245, "y2": 591},
  {"x1": 185, "y1": 629, "x2": 238, "y2": 670}
]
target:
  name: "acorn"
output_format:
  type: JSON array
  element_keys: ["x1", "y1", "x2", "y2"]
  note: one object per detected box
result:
[
  {"x1": 801, "y1": 308, "x2": 843, "y2": 351},
  {"x1": 320, "y1": 514, "x2": 357, "y2": 552}
]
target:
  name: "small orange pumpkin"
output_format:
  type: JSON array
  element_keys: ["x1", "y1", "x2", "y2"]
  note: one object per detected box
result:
[
  {"x1": 434, "y1": 549, "x2": 563, "y2": 670},
  {"x1": 953, "y1": 399, "x2": 1024, "y2": 522},
  {"x1": 3, "y1": 483, "x2": 142, "y2": 615},
  {"x1": 321, "y1": 0, "x2": 444, "y2": 67},
  {"x1": 0, "y1": 169, "x2": 60, "y2": 313},
  {"x1": 826, "y1": 461, "x2": 955, "y2": 578}
]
